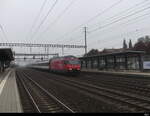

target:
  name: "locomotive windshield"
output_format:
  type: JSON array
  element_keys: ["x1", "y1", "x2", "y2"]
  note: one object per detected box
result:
[
  {"x1": 69, "y1": 60, "x2": 80, "y2": 65},
  {"x1": 64, "y1": 60, "x2": 80, "y2": 65}
]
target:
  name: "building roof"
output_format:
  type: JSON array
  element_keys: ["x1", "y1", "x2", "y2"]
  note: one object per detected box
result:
[
  {"x1": 102, "y1": 48, "x2": 125, "y2": 53},
  {"x1": 80, "y1": 50, "x2": 145, "y2": 59}
]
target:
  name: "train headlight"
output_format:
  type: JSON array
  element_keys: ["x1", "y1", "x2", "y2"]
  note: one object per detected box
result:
[{"x1": 69, "y1": 68, "x2": 72, "y2": 70}]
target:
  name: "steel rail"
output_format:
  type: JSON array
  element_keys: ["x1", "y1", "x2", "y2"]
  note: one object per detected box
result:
[
  {"x1": 26, "y1": 69, "x2": 150, "y2": 112},
  {"x1": 21, "y1": 71, "x2": 75, "y2": 113},
  {"x1": 46, "y1": 76, "x2": 150, "y2": 112},
  {"x1": 16, "y1": 71, "x2": 41, "y2": 113}
]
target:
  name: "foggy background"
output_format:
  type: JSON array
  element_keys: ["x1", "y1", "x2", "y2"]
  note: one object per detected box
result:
[{"x1": 0, "y1": 0, "x2": 150, "y2": 57}]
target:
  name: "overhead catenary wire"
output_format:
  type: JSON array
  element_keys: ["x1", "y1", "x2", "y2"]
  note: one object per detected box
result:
[
  {"x1": 79, "y1": 0, "x2": 124, "y2": 26},
  {"x1": 87, "y1": 11, "x2": 150, "y2": 40},
  {"x1": 60, "y1": 0, "x2": 150, "y2": 44},
  {"x1": 0, "y1": 25, "x2": 4, "y2": 43},
  {"x1": 88, "y1": 0, "x2": 150, "y2": 28},
  {"x1": 35, "y1": 0, "x2": 76, "y2": 42},
  {"x1": 89, "y1": 6, "x2": 150, "y2": 33},
  {"x1": 78, "y1": 2, "x2": 150, "y2": 44},
  {"x1": 0, "y1": 24, "x2": 9, "y2": 43},
  {"x1": 46, "y1": 1, "x2": 150, "y2": 51},
  {"x1": 115, "y1": 12, "x2": 150, "y2": 27},
  {"x1": 84, "y1": 11, "x2": 150, "y2": 47},
  {"x1": 61, "y1": 12, "x2": 150, "y2": 45},
  {"x1": 91, "y1": 27, "x2": 150, "y2": 49},
  {"x1": 31, "y1": 0, "x2": 58, "y2": 43},
  {"x1": 89, "y1": 26, "x2": 150, "y2": 47},
  {"x1": 26, "y1": 0, "x2": 48, "y2": 43},
  {"x1": 0, "y1": 31, "x2": 4, "y2": 43},
  {"x1": 67, "y1": 6, "x2": 150, "y2": 45},
  {"x1": 54, "y1": 0, "x2": 124, "y2": 43},
  {"x1": 87, "y1": 13, "x2": 150, "y2": 47}
]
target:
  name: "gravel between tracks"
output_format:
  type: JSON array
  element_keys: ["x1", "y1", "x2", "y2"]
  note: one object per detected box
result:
[{"x1": 16, "y1": 68, "x2": 150, "y2": 113}]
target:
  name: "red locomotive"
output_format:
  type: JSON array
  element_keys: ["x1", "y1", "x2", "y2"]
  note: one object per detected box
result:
[{"x1": 49, "y1": 55, "x2": 81, "y2": 74}]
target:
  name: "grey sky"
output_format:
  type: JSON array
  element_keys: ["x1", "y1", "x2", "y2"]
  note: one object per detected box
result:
[{"x1": 0, "y1": 0, "x2": 150, "y2": 56}]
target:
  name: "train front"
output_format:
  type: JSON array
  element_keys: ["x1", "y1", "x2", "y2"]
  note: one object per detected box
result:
[{"x1": 64, "y1": 57, "x2": 81, "y2": 74}]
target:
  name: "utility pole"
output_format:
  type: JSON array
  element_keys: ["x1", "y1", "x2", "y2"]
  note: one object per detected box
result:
[
  {"x1": 84, "y1": 27, "x2": 87, "y2": 55},
  {"x1": 30, "y1": 47, "x2": 32, "y2": 54},
  {"x1": 47, "y1": 47, "x2": 49, "y2": 59},
  {"x1": 44, "y1": 47, "x2": 46, "y2": 59},
  {"x1": 62, "y1": 46, "x2": 64, "y2": 56}
]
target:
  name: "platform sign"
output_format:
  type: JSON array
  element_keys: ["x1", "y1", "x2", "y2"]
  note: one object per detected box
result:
[{"x1": 143, "y1": 61, "x2": 150, "y2": 69}]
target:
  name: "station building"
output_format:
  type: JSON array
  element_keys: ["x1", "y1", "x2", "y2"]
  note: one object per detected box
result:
[{"x1": 80, "y1": 50, "x2": 145, "y2": 71}]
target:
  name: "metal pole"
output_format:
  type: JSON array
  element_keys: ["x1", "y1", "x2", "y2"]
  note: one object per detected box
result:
[
  {"x1": 30, "y1": 47, "x2": 32, "y2": 54},
  {"x1": 62, "y1": 47, "x2": 64, "y2": 56},
  {"x1": 84, "y1": 27, "x2": 87, "y2": 55},
  {"x1": 47, "y1": 47, "x2": 49, "y2": 59}
]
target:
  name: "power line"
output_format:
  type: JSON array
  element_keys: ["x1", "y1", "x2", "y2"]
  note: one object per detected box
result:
[
  {"x1": 86, "y1": 14, "x2": 150, "y2": 45},
  {"x1": 0, "y1": 24, "x2": 9, "y2": 43},
  {"x1": 60, "y1": 0, "x2": 149, "y2": 44},
  {"x1": 94, "y1": 27, "x2": 150, "y2": 44},
  {"x1": 31, "y1": 0, "x2": 58, "y2": 43},
  {"x1": 58, "y1": 1, "x2": 150, "y2": 46},
  {"x1": 89, "y1": 27, "x2": 150, "y2": 48},
  {"x1": 54, "y1": 0, "x2": 123, "y2": 43},
  {"x1": 26, "y1": 0, "x2": 48, "y2": 43},
  {"x1": 35, "y1": 0, "x2": 76, "y2": 42},
  {"x1": 88, "y1": 11, "x2": 150, "y2": 40},
  {"x1": 117, "y1": 12, "x2": 150, "y2": 27},
  {"x1": 82, "y1": 0, "x2": 124, "y2": 25},
  {"x1": 0, "y1": 25, "x2": 4, "y2": 43},
  {"x1": 69, "y1": 11, "x2": 150, "y2": 46},
  {"x1": 0, "y1": 31, "x2": 4, "y2": 43},
  {"x1": 88, "y1": 0, "x2": 150, "y2": 28},
  {"x1": 63, "y1": 12, "x2": 150, "y2": 45},
  {"x1": 90, "y1": 6, "x2": 150, "y2": 33}
]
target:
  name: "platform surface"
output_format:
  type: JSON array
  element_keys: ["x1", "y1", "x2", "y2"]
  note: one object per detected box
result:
[{"x1": 0, "y1": 68, "x2": 22, "y2": 113}]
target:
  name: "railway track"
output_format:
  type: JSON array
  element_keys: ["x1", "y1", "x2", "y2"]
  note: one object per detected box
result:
[
  {"x1": 33, "y1": 67, "x2": 150, "y2": 98},
  {"x1": 49, "y1": 76, "x2": 150, "y2": 112},
  {"x1": 30, "y1": 72, "x2": 150, "y2": 112},
  {"x1": 16, "y1": 72, "x2": 39, "y2": 113},
  {"x1": 82, "y1": 72, "x2": 150, "y2": 87},
  {"x1": 71, "y1": 73, "x2": 150, "y2": 97},
  {"x1": 16, "y1": 70, "x2": 74, "y2": 113},
  {"x1": 27, "y1": 68, "x2": 150, "y2": 98},
  {"x1": 24, "y1": 68, "x2": 150, "y2": 112},
  {"x1": 18, "y1": 68, "x2": 121, "y2": 112}
]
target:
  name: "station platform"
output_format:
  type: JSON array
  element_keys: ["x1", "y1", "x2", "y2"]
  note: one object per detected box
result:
[
  {"x1": 0, "y1": 68, "x2": 22, "y2": 113},
  {"x1": 82, "y1": 69, "x2": 150, "y2": 78}
]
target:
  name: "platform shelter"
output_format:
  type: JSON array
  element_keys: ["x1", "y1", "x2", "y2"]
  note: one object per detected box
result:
[
  {"x1": 0, "y1": 48, "x2": 14, "y2": 72},
  {"x1": 80, "y1": 51, "x2": 145, "y2": 71}
]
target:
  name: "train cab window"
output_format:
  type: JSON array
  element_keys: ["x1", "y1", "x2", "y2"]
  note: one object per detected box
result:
[
  {"x1": 64, "y1": 61, "x2": 69, "y2": 64},
  {"x1": 68, "y1": 60, "x2": 80, "y2": 65}
]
